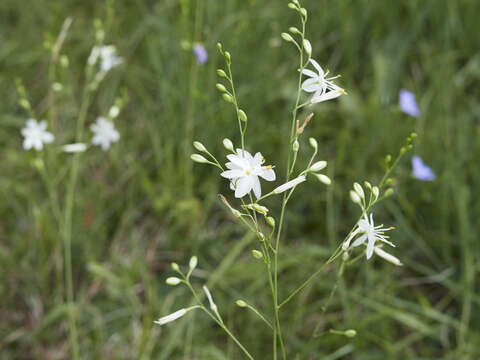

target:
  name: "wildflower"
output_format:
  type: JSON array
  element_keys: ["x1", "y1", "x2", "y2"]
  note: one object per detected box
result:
[
  {"x1": 21, "y1": 119, "x2": 55, "y2": 151},
  {"x1": 411, "y1": 155, "x2": 436, "y2": 181},
  {"x1": 89, "y1": 45, "x2": 123, "y2": 72},
  {"x1": 399, "y1": 89, "x2": 420, "y2": 117},
  {"x1": 193, "y1": 44, "x2": 208, "y2": 65},
  {"x1": 220, "y1": 149, "x2": 276, "y2": 199},
  {"x1": 343, "y1": 213, "x2": 394, "y2": 259},
  {"x1": 90, "y1": 117, "x2": 120, "y2": 150},
  {"x1": 301, "y1": 59, "x2": 346, "y2": 103}
]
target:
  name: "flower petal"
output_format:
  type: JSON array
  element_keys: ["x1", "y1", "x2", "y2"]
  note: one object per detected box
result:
[
  {"x1": 221, "y1": 169, "x2": 244, "y2": 179},
  {"x1": 252, "y1": 176, "x2": 261, "y2": 199},
  {"x1": 235, "y1": 176, "x2": 253, "y2": 198},
  {"x1": 259, "y1": 168, "x2": 276, "y2": 181},
  {"x1": 309, "y1": 58, "x2": 324, "y2": 77}
]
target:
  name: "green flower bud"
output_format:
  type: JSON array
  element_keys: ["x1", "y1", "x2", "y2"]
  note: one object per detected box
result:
[
  {"x1": 191, "y1": 154, "x2": 209, "y2": 163},
  {"x1": 236, "y1": 300, "x2": 247, "y2": 307},
  {"x1": 266, "y1": 216, "x2": 275, "y2": 228},
  {"x1": 171, "y1": 262, "x2": 180, "y2": 272},
  {"x1": 223, "y1": 138, "x2": 234, "y2": 152},
  {"x1": 281, "y1": 33, "x2": 294, "y2": 42},
  {"x1": 289, "y1": 27, "x2": 301, "y2": 34},
  {"x1": 293, "y1": 139, "x2": 299, "y2": 152},
  {"x1": 193, "y1": 141, "x2": 207, "y2": 152},
  {"x1": 216, "y1": 83, "x2": 227, "y2": 92},
  {"x1": 166, "y1": 277, "x2": 181, "y2": 285},
  {"x1": 345, "y1": 329, "x2": 357, "y2": 338},
  {"x1": 309, "y1": 137, "x2": 318, "y2": 149},
  {"x1": 222, "y1": 93, "x2": 234, "y2": 103},
  {"x1": 217, "y1": 69, "x2": 227, "y2": 78},
  {"x1": 314, "y1": 173, "x2": 331, "y2": 185},
  {"x1": 237, "y1": 109, "x2": 248, "y2": 122},
  {"x1": 303, "y1": 39, "x2": 312, "y2": 57},
  {"x1": 353, "y1": 182, "x2": 364, "y2": 199},
  {"x1": 189, "y1": 256, "x2": 198, "y2": 270},
  {"x1": 251, "y1": 250, "x2": 263, "y2": 260},
  {"x1": 310, "y1": 161, "x2": 327, "y2": 172},
  {"x1": 384, "y1": 188, "x2": 394, "y2": 198},
  {"x1": 224, "y1": 51, "x2": 231, "y2": 61}
]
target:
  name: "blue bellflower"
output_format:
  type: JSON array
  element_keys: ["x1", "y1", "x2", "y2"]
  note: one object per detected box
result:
[
  {"x1": 193, "y1": 44, "x2": 208, "y2": 65},
  {"x1": 399, "y1": 89, "x2": 420, "y2": 117},
  {"x1": 412, "y1": 155, "x2": 436, "y2": 181}
]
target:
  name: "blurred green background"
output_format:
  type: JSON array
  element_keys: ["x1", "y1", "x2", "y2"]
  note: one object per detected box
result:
[{"x1": 1, "y1": 0, "x2": 479, "y2": 358}]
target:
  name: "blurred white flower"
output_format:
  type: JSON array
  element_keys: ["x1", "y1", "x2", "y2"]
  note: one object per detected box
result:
[
  {"x1": 90, "y1": 117, "x2": 120, "y2": 150},
  {"x1": 220, "y1": 149, "x2": 276, "y2": 199},
  {"x1": 63, "y1": 143, "x2": 87, "y2": 153},
  {"x1": 89, "y1": 45, "x2": 123, "y2": 72},
  {"x1": 21, "y1": 118, "x2": 54, "y2": 151},
  {"x1": 302, "y1": 59, "x2": 346, "y2": 103},
  {"x1": 343, "y1": 213, "x2": 394, "y2": 259}
]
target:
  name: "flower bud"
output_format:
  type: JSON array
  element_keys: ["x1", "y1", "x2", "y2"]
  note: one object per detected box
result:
[
  {"x1": 237, "y1": 109, "x2": 248, "y2": 122},
  {"x1": 217, "y1": 69, "x2": 227, "y2": 78},
  {"x1": 313, "y1": 173, "x2": 331, "y2": 185},
  {"x1": 292, "y1": 139, "x2": 299, "y2": 152},
  {"x1": 224, "y1": 51, "x2": 231, "y2": 61},
  {"x1": 345, "y1": 329, "x2": 357, "y2": 338},
  {"x1": 385, "y1": 178, "x2": 393, "y2": 186},
  {"x1": 372, "y1": 186, "x2": 379, "y2": 200},
  {"x1": 166, "y1": 277, "x2": 181, "y2": 285},
  {"x1": 236, "y1": 300, "x2": 247, "y2": 307},
  {"x1": 246, "y1": 203, "x2": 269, "y2": 215},
  {"x1": 353, "y1": 182, "x2": 364, "y2": 199},
  {"x1": 216, "y1": 42, "x2": 223, "y2": 52},
  {"x1": 342, "y1": 252, "x2": 350, "y2": 261},
  {"x1": 363, "y1": 181, "x2": 372, "y2": 190},
  {"x1": 171, "y1": 262, "x2": 180, "y2": 272},
  {"x1": 222, "y1": 93, "x2": 234, "y2": 103},
  {"x1": 400, "y1": 147, "x2": 407, "y2": 155},
  {"x1": 190, "y1": 154, "x2": 209, "y2": 163},
  {"x1": 309, "y1": 137, "x2": 318, "y2": 149},
  {"x1": 288, "y1": 3, "x2": 297, "y2": 9},
  {"x1": 251, "y1": 250, "x2": 263, "y2": 260},
  {"x1": 300, "y1": 8, "x2": 307, "y2": 17},
  {"x1": 109, "y1": 105, "x2": 120, "y2": 119},
  {"x1": 303, "y1": 39, "x2": 312, "y2": 57},
  {"x1": 189, "y1": 256, "x2": 198, "y2": 270},
  {"x1": 385, "y1": 154, "x2": 392, "y2": 164},
  {"x1": 350, "y1": 190, "x2": 361, "y2": 205},
  {"x1": 310, "y1": 161, "x2": 327, "y2": 172},
  {"x1": 216, "y1": 83, "x2": 227, "y2": 92},
  {"x1": 223, "y1": 138, "x2": 234, "y2": 152},
  {"x1": 289, "y1": 27, "x2": 301, "y2": 34},
  {"x1": 383, "y1": 188, "x2": 394, "y2": 198},
  {"x1": 193, "y1": 141, "x2": 207, "y2": 152},
  {"x1": 257, "y1": 232, "x2": 265, "y2": 242},
  {"x1": 266, "y1": 216, "x2": 275, "y2": 228},
  {"x1": 281, "y1": 33, "x2": 294, "y2": 42}
]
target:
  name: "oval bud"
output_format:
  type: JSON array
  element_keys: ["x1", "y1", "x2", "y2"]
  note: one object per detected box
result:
[
  {"x1": 223, "y1": 138, "x2": 234, "y2": 152},
  {"x1": 372, "y1": 186, "x2": 379, "y2": 199},
  {"x1": 216, "y1": 83, "x2": 227, "y2": 92},
  {"x1": 353, "y1": 182, "x2": 364, "y2": 199},
  {"x1": 384, "y1": 188, "x2": 394, "y2": 198},
  {"x1": 266, "y1": 216, "x2": 275, "y2": 228},
  {"x1": 166, "y1": 277, "x2": 181, "y2": 285},
  {"x1": 189, "y1": 256, "x2": 198, "y2": 270},
  {"x1": 224, "y1": 51, "x2": 231, "y2": 61},
  {"x1": 237, "y1": 109, "x2": 248, "y2": 122},
  {"x1": 217, "y1": 69, "x2": 227, "y2": 78},
  {"x1": 293, "y1": 139, "x2": 299, "y2": 152},
  {"x1": 303, "y1": 39, "x2": 312, "y2": 57},
  {"x1": 190, "y1": 154, "x2": 209, "y2": 163},
  {"x1": 350, "y1": 190, "x2": 361, "y2": 204},
  {"x1": 193, "y1": 141, "x2": 207, "y2": 152},
  {"x1": 309, "y1": 137, "x2": 318, "y2": 149},
  {"x1": 345, "y1": 329, "x2": 357, "y2": 338},
  {"x1": 251, "y1": 250, "x2": 263, "y2": 260},
  {"x1": 236, "y1": 300, "x2": 247, "y2": 307},
  {"x1": 310, "y1": 161, "x2": 327, "y2": 172},
  {"x1": 222, "y1": 93, "x2": 233, "y2": 103},
  {"x1": 171, "y1": 262, "x2": 180, "y2": 272},
  {"x1": 289, "y1": 27, "x2": 301, "y2": 34},
  {"x1": 281, "y1": 33, "x2": 294, "y2": 42},
  {"x1": 314, "y1": 173, "x2": 331, "y2": 185}
]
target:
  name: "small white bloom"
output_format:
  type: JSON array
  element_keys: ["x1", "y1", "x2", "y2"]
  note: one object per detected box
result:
[
  {"x1": 302, "y1": 59, "x2": 346, "y2": 104},
  {"x1": 89, "y1": 45, "x2": 123, "y2": 72},
  {"x1": 343, "y1": 213, "x2": 394, "y2": 259},
  {"x1": 273, "y1": 175, "x2": 306, "y2": 194},
  {"x1": 21, "y1": 119, "x2": 55, "y2": 151},
  {"x1": 220, "y1": 149, "x2": 276, "y2": 199},
  {"x1": 63, "y1": 143, "x2": 87, "y2": 153},
  {"x1": 90, "y1": 117, "x2": 120, "y2": 150},
  {"x1": 154, "y1": 308, "x2": 187, "y2": 325},
  {"x1": 374, "y1": 246, "x2": 403, "y2": 266}
]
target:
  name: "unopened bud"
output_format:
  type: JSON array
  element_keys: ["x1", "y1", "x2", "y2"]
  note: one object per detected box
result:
[
  {"x1": 385, "y1": 178, "x2": 393, "y2": 186},
  {"x1": 288, "y1": 3, "x2": 297, "y2": 9},
  {"x1": 313, "y1": 173, "x2": 331, "y2": 185},
  {"x1": 166, "y1": 277, "x2": 181, "y2": 285},
  {"x1": 189, "y1": 256, "x2": 198, "y2": 270},
  {"x1": 385, "y1": 154, "x2": 392, "y2": 164},
  {"x1": 281, "y1": 33, "x2": 294, "y2": 42},
  {"x1": 251, "y1": 250, "x2": 263, "y2": 260},
  {"x1": 353, "y1": 182, "x2": 364, "y2": 199},
  {"x1": 247, "y1": 203, "x2": 269, "y2": 215},
  {"x1": 237, "y1": 109, "x2": 248, "y2": 122},
  {"x1": 309, "y1": 137, "x2": 318, "y2": 149},
  {"x1": 193, "y1": 141, "x2": 207, "y2": 152},
  {"x1": 222, "y1": 93, "x2": 233, "y2": 103},
  {"x1": 257, "y1": 232, "x2": 265, "y2": 242},
  {"x1": 266, "y1": 216, "x2": 275, "y2": 228},
  {"x1": 345, "y1": 329, "x2": 357, "y2": 338},
  {"x1": 310, "y1": 161, "x2": 327, "y2": 172},
  {"x1": 191, "y1": 154, "x2": 209, "y2": 163},
  {"x1": 236, "y1": 300, "x2": 247, "y2": 307},
  {"x1": 216, "y1": 83, "x2": 227, "y2": 92},
  {"x1": 300, "y1": 8, "x2": 307, "y2": 17},
  {"x1": 171, "y1": 262, "x2": 180, "y2": 272},
  {"x1": 216, "y1": 42, "x2": 223, "y2": 52},
  {"x1": 223, "y1": 138, "x2": 234, "y2": 152},
  {"x1": 400, "y1": 147, "x2": 406, "y2": 155},
  {"x1": 363, "y1": 181, "x2": 372, "y2": 190},
  {"x1": 217, "y1": 69, "x2": 227, "y2": 78},
  {"x1": 383, "y1": 188, "x2": 394, "y2": 198},
  {"x1": 350, "y1": 190, "x2": 361, "y2": 205},
  {"x1": 372, "y1": 186, "x2": 379, "y2": 199},
  {"x1": 289, "y1": 27, "x2": 301, "y2": 34},
  {"x1": 224, "y1": 51, "x2": 231, "y2": 61},
  {"x1": 303, "y1": 39, "x2": 312, "y2": 57}
]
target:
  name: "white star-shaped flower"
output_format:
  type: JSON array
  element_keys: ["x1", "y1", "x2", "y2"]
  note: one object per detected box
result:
[
  {"x1": 21, "y1": 118, "x2": 55, "y2": 151},
  {"x1": 220, "y1": 149, "x2": 276, "y2": 199},
  {"x1": 88, "y1": 45, "x2": 123, "y2": 73},
  {"x1": 90, "y1": 117, "x2": 120, "y2": 150},
  {"x1": 343, "y1": 213, "x2": 394, "y2": 259},
  {"x1": 302, "y1": 59, "x2": 346, "y2": 103}
]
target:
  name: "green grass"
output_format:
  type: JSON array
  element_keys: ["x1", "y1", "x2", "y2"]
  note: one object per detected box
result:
[{"x1": 1, "y1": 0, "x2": 479, "y2": 359}]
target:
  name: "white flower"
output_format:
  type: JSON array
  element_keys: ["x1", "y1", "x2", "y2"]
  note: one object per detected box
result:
[
  {"x1": 89, "y1": 45, "x2": 123, "y2": 72},
  {"x1": 220, "y1": 149, "x2": 276, "y2": 199},
  {"x1": 21, "y1": 119, "x2": 55, "y2": 151},
  {"x1": 343, "y1": 213, "x2": 394, "y2": 259},
  {"x1": 90, "y1": 117, "x2": 120, "y2": 150},
  {"x1": 302, "y1": 59, "x2": 346, "y2": 103},
  {"x1": 154, "y1": 309, "x2": 186, "y2": 326}
]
